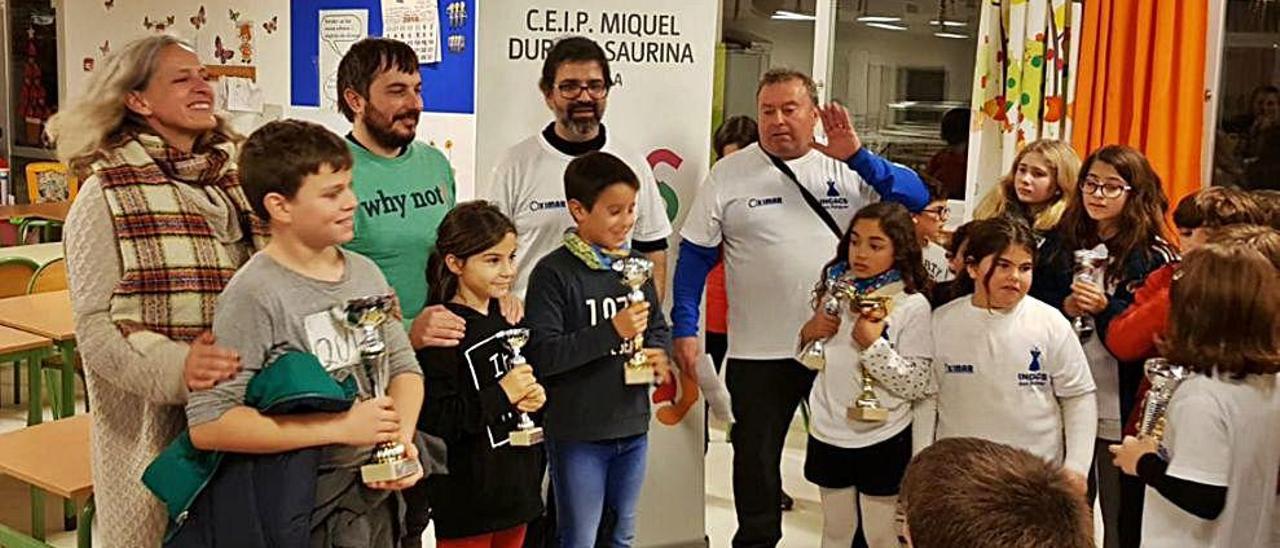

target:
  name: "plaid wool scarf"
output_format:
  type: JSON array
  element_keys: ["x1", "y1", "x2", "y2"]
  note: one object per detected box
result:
[{"x1": 92, "y1": 130, "x2": 267, "y2": 342}]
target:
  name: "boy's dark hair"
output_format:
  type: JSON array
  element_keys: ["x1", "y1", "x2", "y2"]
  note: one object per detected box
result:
[
  {"x1": 564, "y1": 151, "x2": 639, "y2": 210},
  {"x1": 1162, "y1": 239, "x2": 1280, "y2": 377},
  {"x1": 239, "y1": 119, "x2": 353, "y2": 220},
  {"x1": 713, "y1": 116, "x2": 758, "y2": 159},
  {"x1": 939, "y1": 108, "x2": 970, "y2": 146},
  {"x1": 919, "y1": 173, "x2": 948, "y2": 204},
  {"x1": 1172, "y1": 186, "x2": 1265, "y2": 230},
  {"x1": 539, "y1": 37, "x2": 612, "y2": 95},
  {"x1": 336, "y1": 38, "x2": 419, "y2": 122},
  {"x1": 1253, "y1": 189, "x2": 1280, "y2": 230},
  {"x1": 901, "y1": 438, "x2": 1093, "y2": 548},
  {"x1": 427, "y1": 201, "x2": 517, "y2": 306}
]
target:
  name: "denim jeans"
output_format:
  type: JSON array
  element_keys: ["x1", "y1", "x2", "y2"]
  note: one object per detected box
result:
[{"x1": 545, "y1": 434, "x2": 649, "y2": 548}]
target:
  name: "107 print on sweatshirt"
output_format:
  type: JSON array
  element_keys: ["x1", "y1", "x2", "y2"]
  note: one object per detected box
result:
[{"x1": 585, "y1": 296, "x2": 629, "y2": 326}]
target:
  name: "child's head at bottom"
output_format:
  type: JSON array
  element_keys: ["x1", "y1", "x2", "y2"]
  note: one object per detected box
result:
[
  {"x1": 900, "y1": 437, "x2": 1093, "y2": 548},
  {"x1": 239, "y1": 119, "x2": 356, "y2": 247},
  {"x1": 428, "y1": 201, "x2": 518, "y2": 306},
  {"x1": 564, "y1": 151, "x2": 640, "y2": 252}
]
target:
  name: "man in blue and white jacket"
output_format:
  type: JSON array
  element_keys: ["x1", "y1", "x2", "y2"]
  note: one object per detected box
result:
[{"x1": 671, "y1": 68, "x2": 928, "y2": 548}]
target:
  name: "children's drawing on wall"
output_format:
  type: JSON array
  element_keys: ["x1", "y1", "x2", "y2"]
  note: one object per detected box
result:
[{"x1": 237, "y1": 21, "x2": 254, "y2": 64}]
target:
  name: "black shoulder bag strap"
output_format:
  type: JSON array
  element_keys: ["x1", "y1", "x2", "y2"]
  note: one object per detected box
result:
[{"x1": 765, "y1": 152, "x2": 843, "y2": 239}]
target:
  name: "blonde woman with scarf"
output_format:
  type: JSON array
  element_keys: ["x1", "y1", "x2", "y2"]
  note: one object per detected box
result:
[{"x1": 47, "y1": 36, "x2": 265, "y2": 546}]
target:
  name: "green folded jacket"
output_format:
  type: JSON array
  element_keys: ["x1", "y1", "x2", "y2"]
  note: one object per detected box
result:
[{"x1": 142, "y1": 351, "x2": 357, "y2": 526}]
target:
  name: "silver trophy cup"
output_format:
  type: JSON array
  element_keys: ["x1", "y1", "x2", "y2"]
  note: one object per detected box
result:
[
  {"x1": 1138, "y1": 358, "x2": 1189, "y2": 441},
  {"x1": 796, "y1": 276, "x2": 855, "y2": 371},
  {"x1": 498, "y1": 328, "x2": 544, "y2": 446},
  {"x1": 339, "y1": 295, "x2": 422, "y2": 483},
  {"x1": 1071, "y1": 248, "x2": 1109, "y2": 340},
  {"x1": 613, "y1": 257, "x2": 656, "y2": 385}
]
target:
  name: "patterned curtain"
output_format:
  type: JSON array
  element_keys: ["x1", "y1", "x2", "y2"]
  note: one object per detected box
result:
[{"x1": 964, "y1": 0, "x2": 1083, "y2": 218}]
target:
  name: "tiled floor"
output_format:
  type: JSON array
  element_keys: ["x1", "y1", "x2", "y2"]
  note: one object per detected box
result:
[
  {"x1": 0, "y1": 365, "x2": 823, "y2": 548},
  {"x1": 2, "y1": 369, "x2": 1101, "y2": 548}
]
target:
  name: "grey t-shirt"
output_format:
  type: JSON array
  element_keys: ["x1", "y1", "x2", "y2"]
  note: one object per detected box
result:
[{"x1": 186, "y1": 248, "x2": 421, "y2": 469}]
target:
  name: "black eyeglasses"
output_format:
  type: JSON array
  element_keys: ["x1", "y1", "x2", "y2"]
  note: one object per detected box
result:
[
  {"x1": 556, "y1": 79, "x2": 609, "y2": 100},
  {"x1": 1081, "y1": 177, "x2": 1132, "y2": 199},
  {"x1": 921, "y1": 205, "x2": 951, "y2": 221}
]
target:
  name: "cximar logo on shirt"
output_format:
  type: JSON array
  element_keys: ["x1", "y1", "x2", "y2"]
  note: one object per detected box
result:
[
  {"x1": 945, "y1": 363, "x2": 974, "y2": 374},
  {"x1": 747, "y1": 196, "x2": 783, "y2": 208},
  {"x1": 1017, "y1": 345, "x2": 1050, "y2": 387},
  {"x1": 528, "y1": 199, "x2": 567, "y2": 212}
]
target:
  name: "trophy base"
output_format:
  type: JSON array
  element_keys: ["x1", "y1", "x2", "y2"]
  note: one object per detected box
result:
[
  {"x1": 847, "y1": 406, "x2": 889, "y2": 422},
  {"x1": 797, "y1": 354, "x2": 826, "y2": 371},
  {"x1": 625, "y1": 365, "x2": 655, "y2": 385},
  {"x1": 361, "y1": 456, "x2": 421, "y2": 483},
  {"x1": 509, "y1": 427, "x2": 544, "y2": 446}
]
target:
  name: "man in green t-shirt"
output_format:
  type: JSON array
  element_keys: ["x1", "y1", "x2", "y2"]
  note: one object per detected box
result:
[
  {"x1": 337, "y1": 38, "x2": 518, "y2": 354},
  {"x1": 338, "y1": 37, "x2": 525, "y2": 548}
]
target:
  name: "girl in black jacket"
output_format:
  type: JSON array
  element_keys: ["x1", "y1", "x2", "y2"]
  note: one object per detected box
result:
[
  {"x1": 413, "y1": 202, "x2": 546, "y2": 548},
  {"x1": 1031, "y1": 145, "x2": 1178, "y2": 548}
]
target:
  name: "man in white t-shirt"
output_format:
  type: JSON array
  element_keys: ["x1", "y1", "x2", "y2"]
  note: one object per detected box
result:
[
  {"x1": 670, "y1": 68, "x2": 927, "y2": 547},
  {"x1": 488, "y1": 36, "x2": 672, "y2": 298}
]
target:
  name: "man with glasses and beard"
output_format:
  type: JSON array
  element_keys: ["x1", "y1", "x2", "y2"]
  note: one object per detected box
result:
[
  {"x1": 337, "y1": 38, "x2": 458, "y2": 548},
  {"x1": 487, "y1": 36, "x2": 672, "y2": 299}
]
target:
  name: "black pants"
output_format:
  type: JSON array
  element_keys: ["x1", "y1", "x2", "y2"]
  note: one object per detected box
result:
[{"x1": 726, "y1": 358, "x2": 816, "y2": 548}]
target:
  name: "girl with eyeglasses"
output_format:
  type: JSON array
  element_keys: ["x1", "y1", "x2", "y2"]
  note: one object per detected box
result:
[{"x1": 1031, "y1": 144, "x2": 1178, "y2": 548}]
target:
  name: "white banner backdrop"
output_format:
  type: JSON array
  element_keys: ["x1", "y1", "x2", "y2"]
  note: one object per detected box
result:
[{"x1": 476, "y1": 2, "x2": 720, "y2": 546}]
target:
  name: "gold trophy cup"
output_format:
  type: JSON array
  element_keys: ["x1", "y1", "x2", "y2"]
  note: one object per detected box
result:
[
  {"x1": 498, "y1": 328, "x2": 544, "y2": 446},
  {"x1": 846, "y1": 294, "x2": 893, "y2": 422},
  {"x1": 613, "y1": 257, "x2": 656, "y2": 385},
  {"x1": 339, "y1": 295, "x2": 423, "y2": 483}
]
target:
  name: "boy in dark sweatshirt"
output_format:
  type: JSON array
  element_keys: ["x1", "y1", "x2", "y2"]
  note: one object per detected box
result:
[{"x1": 524, "y1": 151, "x2": 673, "y2": 548}]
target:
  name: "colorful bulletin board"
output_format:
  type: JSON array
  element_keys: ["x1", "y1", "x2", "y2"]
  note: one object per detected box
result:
[{"x1": 290, "y1": 0, "x2": 475, "y2": 114}]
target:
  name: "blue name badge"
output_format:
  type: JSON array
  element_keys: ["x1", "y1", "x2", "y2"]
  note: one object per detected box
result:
[{"x1": 945, "y1": 363, "x2": 975, "y2": 374}]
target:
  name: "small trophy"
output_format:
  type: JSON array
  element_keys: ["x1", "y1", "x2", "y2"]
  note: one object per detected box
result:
[
  {"x1": 339, "y1": 295, "x2": 423, "y2": 484},
  {"x1": 1071, "y1": 248, "x2": 1109, "y2": 340},
  {"x1": 1138, "y1": 358, "x2": 1189, "y2": 441},
  {"x1": 848, "y1": 368, "x2": 889, "y2": 422},
  {"x1": 497, "y1": 328, "x2": 544, "y2": 446},
  {"x1": 846, "y1": 294, "x2": 893, "y2": 422},
  {"x1": 796, "y1": 276, "x2": 856, "y2": 371},
  {"x1": 613, "y1": 257, "x2": 656, "y2": 385}
]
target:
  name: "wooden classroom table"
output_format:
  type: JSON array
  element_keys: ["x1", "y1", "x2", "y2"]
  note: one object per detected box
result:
[
  {"x1": 0, "y1": 202, "x2": 70, "y2": 223},
  {"x1": 0, "y1": 290, "x2": 77, "y2": 424},
  {"x1": 0, "y1": 414, "x2": 93, "y2": 547},
  {"x1": 0, "y1": 242, "x2": 63, "y2": 267}
]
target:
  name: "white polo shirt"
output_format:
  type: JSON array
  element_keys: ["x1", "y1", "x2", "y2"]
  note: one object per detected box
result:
[
  {"x1": 808, "y1": 290, "x2": 934, "y2": 448},
  {"x1": 680, "y1": 143, "x2": 884, "y2": 360},
  {"x1": 931, "y1": 295, "x2": 1096, "y2": 467},
  {"x1": 1141, "y1": 373, "x2": 1280, "y2": 548},
  {"x1": 488, "y1": 131, "x2": 672, "y2": 297}
]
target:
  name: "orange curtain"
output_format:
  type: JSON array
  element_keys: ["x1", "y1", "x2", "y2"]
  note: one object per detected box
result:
[{"x1": 1070, "y1": 0, "x2": 1208, "y2": 209}]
